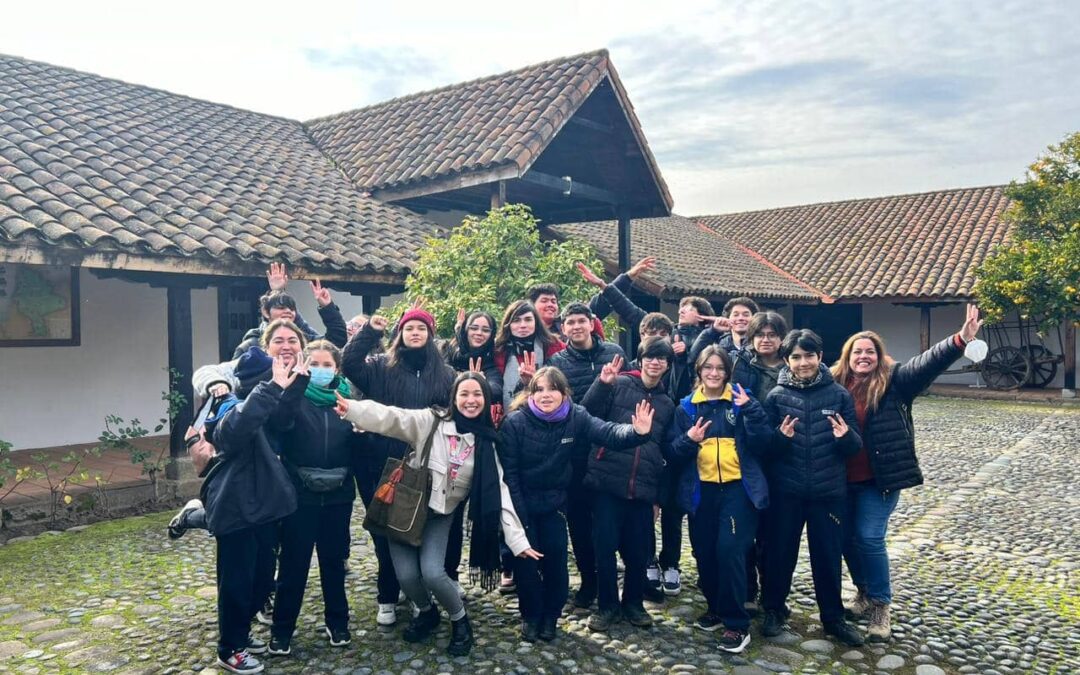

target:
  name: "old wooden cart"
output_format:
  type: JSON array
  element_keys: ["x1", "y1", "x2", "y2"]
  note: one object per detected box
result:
[{"x1": 945, "y1": 316, "x2": 1065, "y2": 390}]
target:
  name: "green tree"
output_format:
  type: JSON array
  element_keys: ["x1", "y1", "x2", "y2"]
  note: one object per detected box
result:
[
  {"x1": 976, "y1": 132, "x2": 1080, "y2": 331},
  {"x1": 387, "y1": 204, "x2": 616, "y2": 337}
]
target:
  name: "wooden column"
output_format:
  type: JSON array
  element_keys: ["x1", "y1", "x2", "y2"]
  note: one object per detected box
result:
[
  {"x1": 362, "y1": 295, "x2": 381, "y2": 315},
  {"x1": 616, "y1": 211, "x2": 632, "y2": 352},
  {"x1": 920, "y1": 305, "x2": 932, "y2": 352},
  {"x1": 167, "y1": 286, "x2": 195, "y2": 470},
  {"x1": 1065, "y1": 320, "x2": 1076, "y2": 391},
  {"x1": 490, "y1": 180, "x2": 506, "y2": 210}
]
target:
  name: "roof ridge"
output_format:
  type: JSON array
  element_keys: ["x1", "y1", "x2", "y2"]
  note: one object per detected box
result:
[
  {"x1": 693, "y1": 184, "x2": 1008, "y2": 219},
  {"x1": 0, "y1": 52, "x2": 300, "y2": 125},
  {"x1": 304, "y1": 48, "x2": 609, "y2": 125}
]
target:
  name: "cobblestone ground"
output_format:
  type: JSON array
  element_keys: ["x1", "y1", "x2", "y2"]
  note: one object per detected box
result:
[{"x1": 0, "y1": 398, "x2": 1076, "y2": 675}]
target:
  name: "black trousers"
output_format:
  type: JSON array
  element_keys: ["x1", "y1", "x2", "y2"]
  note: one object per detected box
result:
[
  {"x1": 566, "y1": 488, "x2": 597, "y2": 596},
  {"x1": 215, "y1": 522, "x2": 277, "y2": 658},
  {"x1": 443, "y1": 503, "x2": 466, "y2": 581},
  {"x1": 689, "y1": 482, "x2": 758, "y2": 630},
  {"x1": 272, "y1": 501, "x2": 352, "y2": 639},
  {"x1": 593, "y1": 492, "x2": 652, "y2": 612},
  {"x1": 746, "y1": 506, "x2": 769, "y2": 601},
  {"x1": 513, "y1": 510, "x2": 569, "y2": 623},
  {"x1": 356, "y1": 471, "x2": 401, "y2": 604},
  {"x1": 761, "y1": 491, "x2": 846, "y2": 624},
  {"x1": 657, "y1": 504, "x2": 685, "y2": 569}
]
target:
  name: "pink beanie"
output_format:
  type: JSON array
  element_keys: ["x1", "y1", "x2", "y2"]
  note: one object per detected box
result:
[{"x1": 397, "y1": 308, "x2": 436, "y2": 334}]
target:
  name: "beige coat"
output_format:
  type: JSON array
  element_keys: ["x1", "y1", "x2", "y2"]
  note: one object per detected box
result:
[{"x1": 341, "y1": 400, "x2": 530, "y2": 555}]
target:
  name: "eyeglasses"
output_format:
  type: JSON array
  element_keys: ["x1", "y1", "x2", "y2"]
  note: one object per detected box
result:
[
  {"x1": 641, "y1": 355, "x2": 667, "y2": 363},
  {"x1": 754, "y1": 332, "x2": 780, "y2": 340},
  {"x1": 700, "y1": 365, "x2": 726, "y2": 373},
  {"x1": 467, "y1": 324, "x2": 493, "y2": 334}
]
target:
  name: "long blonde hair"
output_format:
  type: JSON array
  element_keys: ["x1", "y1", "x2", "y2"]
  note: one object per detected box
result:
[
  {"x1": 831, "y1": 331, "x2": 894, "y2": 412},
  {"x1": 510, "y1": 366, "x2": 572, "y2": 412}
]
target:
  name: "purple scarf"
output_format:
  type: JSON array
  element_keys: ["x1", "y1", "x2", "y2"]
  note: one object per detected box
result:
[{"x1": 528, "y1": 397, "x2": 571, "y2": 422}]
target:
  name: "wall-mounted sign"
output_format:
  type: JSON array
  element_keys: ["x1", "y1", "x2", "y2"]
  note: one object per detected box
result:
[{"x1": 0, "y1": 264, "x2": 80, "y2": 347}]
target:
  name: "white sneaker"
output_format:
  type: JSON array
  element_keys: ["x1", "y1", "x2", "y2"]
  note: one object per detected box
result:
[
  {"x1": 662, "y1": 567, "x2": 682, "y2": 596},
  {"x1": 452, "y1": 579, "x2": 466, "y2": 600},
  {"x1": 376, "y1": 603, "x2": 397, "y2": 626}
]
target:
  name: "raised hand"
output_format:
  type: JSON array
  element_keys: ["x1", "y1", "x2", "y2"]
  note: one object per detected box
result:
[
  {"x1": 266, "y1": 262, "x2": 289, "y2": 291},
  {"x1": 490, "y1": 403, "x2": 504, "y2": 428},
  {"x1": 671, "y1": 334, "x2": 686, "y2": 355},
  {"x1": 272, "y1": 355, "x2": 299, "y2": 389},
  {"x1": 631, "y1": 399, "x2": 655, "y2": 435},
  {"x1": 311, "y1": 279, "x2": 332, "y2": 307},
  {"x1": 627, "y1": 256, "x2": 657, "y2": 280},
  {"x1": 576, "y1": 261, "x2": 606, "y2": 289},
  {"x1": 456, "y1": 308, "x2": 466, "y2": 329},
  {"x1": 828, "y1": 414, "x2": 850, "y2": 439},
  {"x1": 208, "y1": 383, "x2": 231, "y2": 398},
  {"x1": 599, "y1": 355, "x2": 623, "y2": 385},
  {"x1": 519, "y1": 351, "x2": 537, "y2": 382},
  {"x1": 292, "y1": 355, "x2": 312, "y2": 378},
  {"x1": 410, "y1": 297, "x2": 426, "y2": 311},
  {"x1": 686, "y1": 417, "x2": 712, "y2": 442},
  {"x1": 960, "y1": 303, "x2": 983, "y2": 343},
  {"x1": 779, "y1": 415, "x2": 798, "y2": 438},
  {"x1": 712, "y1": 316, "x2": 733, "y2": 332},
  {"x1": 732, "y1": 382, "x2": 750, "y2": 406},
  {"x1": 334, "y1": 391, "x2": 351, "y2": 418},
  {"x1": 469, "y1": 357, "x2": 484, "y2": 373},
  {"x1": 369, "y1": 315, "x2": 389, "y2": 332}
]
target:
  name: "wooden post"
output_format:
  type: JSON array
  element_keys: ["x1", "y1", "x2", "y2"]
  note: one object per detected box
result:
[
  {"x1": 1065, "y1": 320, "x2": 1076, "y2": 391},
  {"x1": 617, "y1": 211, "x2": 632, "y2": 352},
  {"x1": 920, "y1": 305, "x2": 931, "y2": 352},
  {"x1": 490, "y1": 180, "x2": 506, "y2": 211},
  {"x1": 167, "y1": 286, "x2": 195, "y2": 473},
  {"x1": 362, "y1": 295, "x2": 381, "y2": 315}
]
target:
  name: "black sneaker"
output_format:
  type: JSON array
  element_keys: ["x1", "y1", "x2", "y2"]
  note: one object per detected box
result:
[
  {"x1": 246, "y1": 634, "x2": 267, "y2": 655},
  {"x1": 587, "y1": 608, "x2": 621, "y2": 632},
  {"x1": 824, "y1": 619, "x2": 865, "y2": 647},
  {"x1": 217, "y1": 649, "x2": 264, "y2": 674},
  {"x1": 761, "y1": 609, "x2": 785, "y2": 637},
  {"x1": 402, "y1": 606, "x2": 440, "y2": 643},
  {"x1": 167, "y1": 499, "x2": 202, "y2": 540},
  {"x1": 573, "y1": 587, "x2": 596, "y2": 609},
  {"x1": 520, "y1": 619, "x2": 540, "y2": 642},
  {"x1": 267, "y1": 635, "x2": 291, "y2": 656},
  {"x1": 695, "y1": 612, "x2": 722, "y2": 632},
  {"x1": 538, "y1": 617, "x2": 557, "y2": 642},
  {"x1": 718, "y1": 628, "x2": 751, "y2": 653},
  {"x1": 623, "y1": 605, "x2": 653, "y2": 628},
  {"x1": 325, "y1": 625, "x2": 351, "y2": 647}
]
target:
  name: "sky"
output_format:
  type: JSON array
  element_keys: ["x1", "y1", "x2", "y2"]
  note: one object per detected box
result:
[{"x1": 3, "y1": 0, "x2": 1078, "y2": 215}]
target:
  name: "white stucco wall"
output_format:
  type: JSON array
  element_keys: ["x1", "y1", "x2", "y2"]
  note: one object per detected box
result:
[{"x1": 0, "y1": 270, "x2": 218, "y2": 451}]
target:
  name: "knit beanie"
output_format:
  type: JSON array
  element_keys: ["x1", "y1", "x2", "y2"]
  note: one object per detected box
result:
[{"x1": 397, "y1": 308, "x2": 436, "y2": 335}]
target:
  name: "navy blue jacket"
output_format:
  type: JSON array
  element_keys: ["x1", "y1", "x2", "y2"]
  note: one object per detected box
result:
[
  {"x1": 204, "y1": 381, "x2": 298, "y2": 536},
  {"x1": 762, "y1": 365, "x2": 862, "y2": 500},
  {"x1": 548, "y1": 337, "x2": 626, "y2": 404},
  {"x1": 666, "y1": 389, "x2": 773, "y2": 513}
]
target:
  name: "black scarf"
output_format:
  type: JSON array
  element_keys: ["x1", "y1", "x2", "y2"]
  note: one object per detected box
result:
[
  {"x1": 506, "y1": 332, "x2": 536, "y2": 357},
  {"x1": 399, "y1": 345, "x2": 429, "y2": 372},
  {"x1": 453, "y1": 409, "x2": 503, "y2": 592}
]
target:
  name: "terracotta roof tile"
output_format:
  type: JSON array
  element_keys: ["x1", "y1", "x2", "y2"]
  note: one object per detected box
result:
[
  {"x1": 0, "y1": 54, "x2": 440, "y2": 276},
  {"x1": 550, "y1": 215, "x2": 820, "y2": 301},
  {"x1": 696, "y1": 187, "x2": 1012, "y2": 300}
]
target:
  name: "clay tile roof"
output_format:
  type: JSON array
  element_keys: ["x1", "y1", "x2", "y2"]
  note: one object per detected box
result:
[
  {"x1": 696, "y1": 186, "x2": 1013, "y2": 301},
  {"x1": 550, "y1": 215, "x2": 821, "y2": 301},
  {"x1": 0, "y1": 54, "x2": 441, "y2": 276},
  {"x1": 305, "y1": 50, "x2": 614, "y2": 192}
]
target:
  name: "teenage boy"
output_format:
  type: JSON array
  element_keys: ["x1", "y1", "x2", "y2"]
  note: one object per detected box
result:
[{"x1": 688, "y1": 297, "x2": 760, "y2": 366}]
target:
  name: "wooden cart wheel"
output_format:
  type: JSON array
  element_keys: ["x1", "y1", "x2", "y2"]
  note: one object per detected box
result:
[
  {"x1": 981, "y1": 346, "x2": 1031, "y2": 390},
  {"x1": 1024, "y1": 345, "x2": 1058, "y2": 388}
]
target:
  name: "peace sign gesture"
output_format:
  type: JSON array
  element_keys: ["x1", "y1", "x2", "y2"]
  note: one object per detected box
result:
[
  {"x1": 631, "y1": 400, "x2": 655, "y2": 435},
  {"x1": 779, "y1": 415, "x2": 799, "y2": 438},
  {"x1": 519, "y1": 351, "x2": 537, "y2": 382},
  {"x1": 468, "y1": 357, "x2": 484, "y2": 373},
  {"x1": 334, "y1": 391, "x2": 352, "y2": 418},
  {"x1": 311, "y1": 279, "x2": 332, "y2": 307},
  {"x1": 686, "y1": 417, "x2": 712, "y2": 442},
  {"x1": 732, "y1": 382, "x2": 750, "y2": 407},
  {"x1": 828, "y1": 414, "x2": 850, "y2": 438},
  {"x1": 599, "y1": 355, "x2": 623, "y2": 385}
]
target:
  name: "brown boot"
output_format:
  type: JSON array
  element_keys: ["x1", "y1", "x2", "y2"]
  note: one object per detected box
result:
[
  {"x1": 867, "y1": 601, "x2": 891, "y2": 642},
  {"x1": 844, "y1": 590, "x2": 871, "y2": 619}
]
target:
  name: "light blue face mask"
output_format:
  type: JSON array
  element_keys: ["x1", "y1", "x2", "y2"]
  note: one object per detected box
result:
[{"x1": 309, "y1": 366, "x2": 336, "y2": 388}]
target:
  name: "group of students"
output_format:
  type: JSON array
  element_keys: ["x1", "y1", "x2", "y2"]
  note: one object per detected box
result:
[{"x1": 172, "y1": 261, "x2": 981, "y2": 674}]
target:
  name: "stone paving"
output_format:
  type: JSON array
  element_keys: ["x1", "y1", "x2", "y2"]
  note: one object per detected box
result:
[{"x1": 0, "y1": 397, "x2": 1076, "y2": 675}]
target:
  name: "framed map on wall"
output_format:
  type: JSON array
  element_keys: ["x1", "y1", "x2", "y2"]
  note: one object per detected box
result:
[{"x1": 0, "y1": 264, "x2": 80, "y2": 347}]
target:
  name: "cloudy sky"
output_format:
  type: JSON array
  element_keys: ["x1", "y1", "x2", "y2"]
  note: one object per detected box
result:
[{"x1": 4, "y1": 0, "x2": 1077, "y2": 215}]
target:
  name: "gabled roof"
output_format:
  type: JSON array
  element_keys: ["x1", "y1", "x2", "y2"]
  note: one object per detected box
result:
[
  {"x1": 0, "y1": 54, "x2": 440, "y2": 281},
  {"x1": 550, "y1": 215, "x2": 821, "y2": 302},
  {"x1": 305, "y1": 49, "x2": 672, "y2": 213},
  {"x1": 697, "y1": 186, "x2": 1012, "y2": 301}
]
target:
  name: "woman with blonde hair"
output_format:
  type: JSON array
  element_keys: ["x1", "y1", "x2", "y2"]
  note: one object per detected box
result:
[{"x1": 831, "y1": 304, "x2": 982, "y2": 642}]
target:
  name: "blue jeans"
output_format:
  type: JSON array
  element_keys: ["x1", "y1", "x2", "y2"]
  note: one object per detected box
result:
[{"x1": 843, "y1": 482, "x2": 900, "y2": 603}]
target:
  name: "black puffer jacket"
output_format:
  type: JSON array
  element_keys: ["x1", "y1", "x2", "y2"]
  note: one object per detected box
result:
[
  {"x1": 203, "y1": 381, "x2": 298, "y2": 536},
  {"x1": 581, "y1": 373, "x2": 676, "y2": 503},
  {"x1": 548, "y1": 337, "x2": 626, "y2": 404},
  {"x1": 341, "y1": 324, "x2": 456, "y2": 492},
  {"x1": 853, "y1": 336, "x2": 964, "y2": 492},
  {"x1": 671, "y1": 323, "x2": 706, "y2": 401},
  {"x1": 498, "y1": 403, "x2": 649, "y2": 521},
  {"x1": 762, "y1": 364, "x2": 862, "y2": 500},
  {"x1": 271, "y1": 374, "x2": 359, "y2": 506}
]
